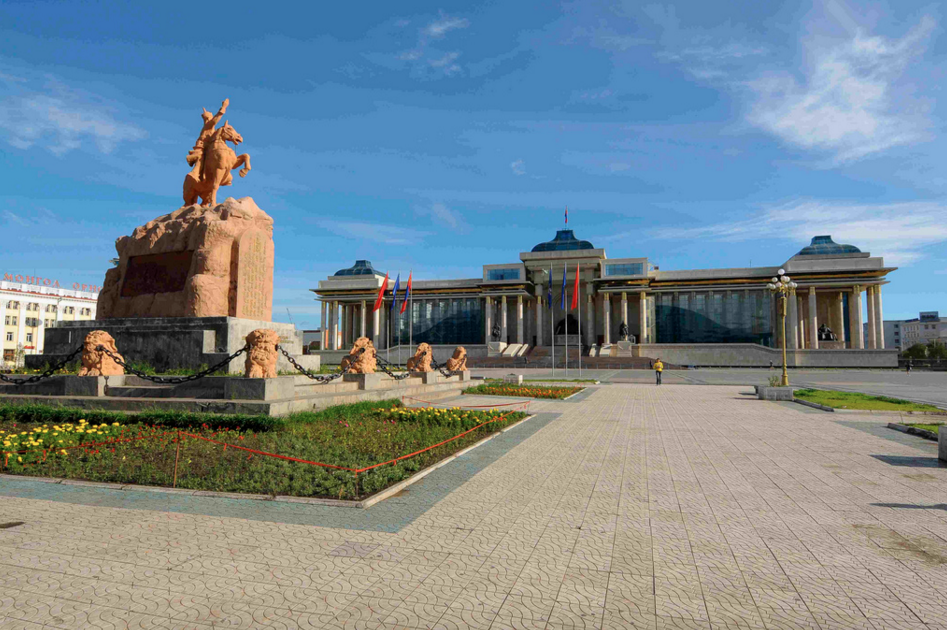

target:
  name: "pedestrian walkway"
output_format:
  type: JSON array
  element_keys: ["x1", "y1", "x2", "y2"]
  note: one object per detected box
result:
[{"x1": 3, "y1": 384, "x2": 947, "y2": 629}]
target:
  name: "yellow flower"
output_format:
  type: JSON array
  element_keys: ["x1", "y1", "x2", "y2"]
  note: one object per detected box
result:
[
  {"x1": 17, "y1": 457, "x2": 22, "y2": 463},
  {"x1": 60, "y1": 450, "x2": 67, "y2": 455},
  {"x1": 112, "y1": 422, "x2": 120, "y2": 426}
]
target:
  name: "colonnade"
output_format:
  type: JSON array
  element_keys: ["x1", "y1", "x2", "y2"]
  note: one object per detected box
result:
[{"x1": 790, "y1": 284, "x2": 884, "y2": 350}]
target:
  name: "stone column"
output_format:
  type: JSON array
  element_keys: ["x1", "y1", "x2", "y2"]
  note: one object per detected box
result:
[
  {"x1": 516, "y1": 295, "x2": 524, "y2": 344},
  {"x1": 874, "y1": 285, "x2": 885, "y2": 348},
  {"x1": 603, "y1": 293, "x2": 611, "y2": 345},
  {"x1": 797, "y1": 295, "x2": 805, "y2": 348},
  {"x1": 535, "y1": 287, "x2": 543, "y2": 347},
  {"x1": 586, "y1": 284, "x2": 595, "y2": 346},
  {"x1": 329, "y1": 301, "x2": 338, "y2": 350},
  {"x1": 501, "y1": 295, "x2": 508, "y2": 343},
  {"x1": 372, "y1": 303, "x2": 381, "y2": 348},
  {"x1": 866, "y1": 285, "x2": 876, "y2": 349},
  {"x1": 16, "y1": 300, "x2": 26, "y2": 349},
  {"x1": 321, "y1": 300, "x2": 328, "y2": 349},
  {"x1": 360, "y1": 300, "x2": 367, "y2": 338},
  {"x1": 850, "y1": 286, "x2": 863, "y2": 349},
  {"x1": 484, "y1": 297, "x2": 492, "y2": 344},
  {"x1": 639, "y1": 292, "x2": 647, "y2": 344},
  {"x1": 834, "y1": 292, "x2": 844, "y2": 343},
  {"x1": 621, "y1": 292, "x2": 628, "y2": 338},
  {"x1": 808, "y1": 288, "x2": 818, "y2": 350},
  {"x1": 787, "y1": 292, "x2": 799, "y2": 350}
]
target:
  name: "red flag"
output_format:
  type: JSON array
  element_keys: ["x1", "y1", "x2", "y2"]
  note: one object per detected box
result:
[
  {"x1": 400, "y1": 272, "x2": 412, "y2": 314},
  {"x1": 373, "y1": 272, "x2": 388, "y2": 312},
  {"x1": 571, "y1": 262, "x2": 579, "y2": 310}
]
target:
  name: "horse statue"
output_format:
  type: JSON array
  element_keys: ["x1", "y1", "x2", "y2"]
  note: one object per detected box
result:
[{"x1": 183, "y1": 121, "x2": 251, "y2": 207}]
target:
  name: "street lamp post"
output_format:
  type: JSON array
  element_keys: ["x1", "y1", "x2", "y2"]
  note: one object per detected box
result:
[{"x1": 767, "y1": 269, "x2": 797, "y2": 387}]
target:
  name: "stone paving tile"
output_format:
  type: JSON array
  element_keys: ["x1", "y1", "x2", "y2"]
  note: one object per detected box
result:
[{"x1": 8, "y1": 385, "x2": 947, "y2": 628}]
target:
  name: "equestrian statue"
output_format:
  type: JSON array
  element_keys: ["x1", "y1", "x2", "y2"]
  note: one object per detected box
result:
[{"x1": 183, "y1": 98, "x2": 252, "y2": 207}]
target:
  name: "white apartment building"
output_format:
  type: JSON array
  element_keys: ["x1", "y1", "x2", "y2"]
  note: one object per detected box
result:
[
  {"x1": 900, "y1": 311, "x2": 947, "y2": 349},
  {"x1": 1, "y1": 277, "x2": 100, "y2": 367}
]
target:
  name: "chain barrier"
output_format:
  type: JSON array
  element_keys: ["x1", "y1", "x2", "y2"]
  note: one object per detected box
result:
[
  {"x1": 430, "y1": 356, "x2": 458, "y2": 378},
  {"x1": 277, "y1": 345, "x2": 363, "y2": 382},
  {"x1": 96, "y1": 345, "x2": 249, "y2": 384},
  {"x1": 0, "y1": 346, "x2": 84, "y2": 386},
  {"x1": 375, "y1": 354, "x2": 415, "y2": 380}
]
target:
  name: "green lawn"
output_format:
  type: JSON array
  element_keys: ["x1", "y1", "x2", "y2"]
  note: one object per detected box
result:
[
  {"x1": 0, "y1": 401, "x2": 525, "y2": 500},
  {"x1": 794, "y1": 388, "x2": 942, "y2": 412},
  {"x1": 905, "y1": 423, "x2": 944, "y2": 434}
]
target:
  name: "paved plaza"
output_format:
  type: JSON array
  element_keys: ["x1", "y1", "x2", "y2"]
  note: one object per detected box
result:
[
  {"x1": 4, "y1": 384, "x2": 947, "y2": 629},
  {"x1": 476, "y1": 368, "x2": 947, "y2": 408}
]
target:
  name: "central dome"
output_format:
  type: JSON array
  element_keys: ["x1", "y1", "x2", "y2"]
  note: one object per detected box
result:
[{"x1": 531, "y1": 229, "x2": 595, "y2": 252}]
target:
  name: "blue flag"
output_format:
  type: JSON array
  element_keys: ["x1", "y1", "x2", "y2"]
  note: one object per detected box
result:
[
  {"x1": 547, "y1": 266, "x2": 553, "y2": 310},
  {"x1": 390, "y1": 274, "x2": 400, "y2": 312},
  {"x1": 560, "y1": 266, "x2": 567, "y2": 310}
]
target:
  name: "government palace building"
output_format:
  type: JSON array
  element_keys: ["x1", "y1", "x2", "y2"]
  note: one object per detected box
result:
[{"x1": 314, "y1": 231, "x2": 897, "y2": 367}]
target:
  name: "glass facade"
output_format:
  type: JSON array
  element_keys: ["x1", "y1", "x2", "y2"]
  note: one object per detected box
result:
[
  {"x1": 395, "y1": 298, "x2": 484, "y2": 346},
  {"x1": 656, "y1": 290, "x2": 774, "y2": 346},
  {"x1": 487, "y1": 268, "x2": 520, "y2": 281},
  {"x1": 605, "y1": 263, "x2": 644, "y2": 276}
]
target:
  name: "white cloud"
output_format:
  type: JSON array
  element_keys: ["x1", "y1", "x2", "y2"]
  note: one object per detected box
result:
[
  {"x1": 0, "y1": 79, "x2": 146, "y2": 155},
  {"x1": 414, "y1": 202, "x2": 465, "y2": 230},
  {"x1": 746, "y1": 17, "x2": 935, "y2": 164},
  {"x1": 425, "y1": 15, "x2": 469, "y2": 38},
  {"x1": 316, "y1": 219, "x2": 431, "y2": 245},
  {"x1": 510, "y1": 159, "x2": 526, "y2": 176},
  {"x1": 654, "y1": 199, "x2": 947, "y2": 265},
  {"x1": 394, "y1": 12, "x2": 470, "y2": 79}
]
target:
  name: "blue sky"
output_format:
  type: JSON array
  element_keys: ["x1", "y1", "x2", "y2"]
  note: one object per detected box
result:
[{"x1": 1, "y1": 0, "x2": 945, "y2": 328}]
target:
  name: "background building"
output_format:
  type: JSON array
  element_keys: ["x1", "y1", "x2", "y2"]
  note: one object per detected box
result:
[
  {"x1": 896, "y1": 312, "x2": 947, "y2": 350},
  {"x1": 315, "y1": 233, "x2": 897, "y2": 367},
  {"x1": 1, "y1": 278, "x2": 99, "y2": 367}
]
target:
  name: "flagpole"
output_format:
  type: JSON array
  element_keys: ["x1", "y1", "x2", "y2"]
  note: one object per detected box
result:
[
  {"x1": 398, "y1": 270, "x2": 402, "y2": 367},
  {"x1": 565, "y1": 273, "x2": 569, "y2": 378},
  {"x1": 550, "y1": 267, "x2": 555, "y2": 378}
]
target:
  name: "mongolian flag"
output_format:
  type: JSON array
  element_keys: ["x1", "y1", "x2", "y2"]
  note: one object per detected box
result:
[
  {"x1": 390, "y1": 274, "x2": 401, "y2": 312},
  {"x1": 400, "y1": 272, "x2": 412, "y2": 314},
  {"x1": 373, "y1": 272, "x2": 388, "y2": 312},
  {"x1": 560, "y1": 265, "x2": 567, "y2": 310},
  {"x1": 571, "y1": 262, "x2": 580, "y2": 310},
  {"x1": 565, "y1": 206, "x2": 568, "y2": 225}
]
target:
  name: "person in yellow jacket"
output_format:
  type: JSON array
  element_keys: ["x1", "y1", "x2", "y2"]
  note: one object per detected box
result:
[{"x1": 654, "y1": 358, "x2": 664, "y2": 385}]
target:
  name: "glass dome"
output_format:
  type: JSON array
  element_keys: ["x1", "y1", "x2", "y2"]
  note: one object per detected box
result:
[
  {"x1": 531, "y1": 229, "x2": 595, "y2": 252},
  {"x1": 333, "y1": 260, "x2": 383, "y2": 276},
  {"x1": 795, "y1": 235, "x2": 861, "y2": 256}
]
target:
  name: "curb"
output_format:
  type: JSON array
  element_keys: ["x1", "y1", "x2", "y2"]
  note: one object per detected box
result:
[
  {"x1": 887, "y1": 422, "x2": 940, "y2": 441},
  {"x1": 0, "y1": 414, "x2": 538, "y2": 510},
  {"x1": 793, "y1": 399, "x2": 833, "y2": 412}
]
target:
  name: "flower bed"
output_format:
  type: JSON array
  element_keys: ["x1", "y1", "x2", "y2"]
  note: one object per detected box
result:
[
  {"x1": 462, "y1": 382, "x2": 584, "y2": 399},
  {"x1": 0, "y1": 401, "x2": 526, "y2": 500}
]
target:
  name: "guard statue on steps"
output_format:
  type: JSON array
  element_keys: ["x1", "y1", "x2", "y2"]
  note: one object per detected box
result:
[
  {"x1": 492, "y1": 321, "x2": 501, "y2": 341},
  {"x1": 618, "y1": 321, "x2": 629, "y2": 341}
]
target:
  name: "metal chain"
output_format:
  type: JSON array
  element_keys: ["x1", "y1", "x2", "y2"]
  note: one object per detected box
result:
[
  {"x1": 277, "y1": 345, "x2": 364, "y2": 382},
  {"x1": 375, "y1": 354, "x2": 415, "y2": 380},
  {"x1": 430, "y1": 356, "x2": 457, "y2": 378},
  {"x1": 0, "y1": 345, "x2": 84, "y2": 386},
  {"x1": 96, "y1": 345, "x2": 248, "y2": 384}
]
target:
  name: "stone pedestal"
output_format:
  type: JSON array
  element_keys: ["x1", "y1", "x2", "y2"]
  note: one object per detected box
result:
[
  {"x1": 504, "y1": 374, "x2": 523, "y2": 385},
  {"x1": 818, "y1": 340, "x2": 845, "y2": 350},
  {"x1": 555, "y1": 335, "x2": 581, "y2": 346},
  {"x1": 26, "y1": 317, "x2": 304, "y2": 375},
  {"x1": 96, "y1": 198, "x2": 275, "y2": 320},
  {"x1": 487, "y1": 341, "x2": 508, "y2": 357}
]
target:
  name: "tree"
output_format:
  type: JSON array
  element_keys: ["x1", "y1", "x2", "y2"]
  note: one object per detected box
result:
[
  {"x1": 903, "y1": 343, "x2": 928, "y2": 360},
  {"x1": 927, "y1": 340, "x2": 947, "y2": 360}
]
